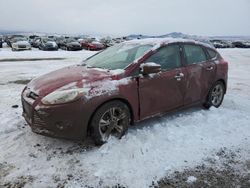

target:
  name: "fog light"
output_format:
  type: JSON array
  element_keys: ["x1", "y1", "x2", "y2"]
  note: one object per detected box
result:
[
  {"x1": 56, "y1": 122, "x2": 64, "y2": 130},
  {"x1": 55, "y1": 120, "x2": 72, "y2": 130}
]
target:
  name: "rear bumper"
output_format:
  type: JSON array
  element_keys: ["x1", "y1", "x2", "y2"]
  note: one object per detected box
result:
[{"x1": 22, "y1": 94, "x2": 89, "y2": 140}]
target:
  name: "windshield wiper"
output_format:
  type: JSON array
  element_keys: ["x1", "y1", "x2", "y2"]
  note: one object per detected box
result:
[{"x1": 81, "y1": 63, "x2": 110, "y2": 71}]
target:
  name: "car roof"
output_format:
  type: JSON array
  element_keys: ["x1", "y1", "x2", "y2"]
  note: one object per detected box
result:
[{"x1": 123, "y1": 37, "x2": 215, "y2": 50}]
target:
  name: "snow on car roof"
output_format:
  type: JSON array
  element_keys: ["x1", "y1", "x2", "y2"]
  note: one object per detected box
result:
[{"x1": 124, "y1": 37, "x2": 215, "y2": 49}]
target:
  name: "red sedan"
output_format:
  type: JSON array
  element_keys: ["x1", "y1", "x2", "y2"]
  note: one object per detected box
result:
[
  {"x1": 21, "y1": 38, "x2": 228, "y2": 144},
  {"x1": 81, "y1": 41, "x2": 105, "y2": 51}
]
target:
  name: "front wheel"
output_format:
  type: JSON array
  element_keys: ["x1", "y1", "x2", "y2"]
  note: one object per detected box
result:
[
  {"x1": 203, "y1": 81, "x2": 225, "y2": 109},
  {"x1": 90, "y1": 101, "x2": 130, "y2": 145}
]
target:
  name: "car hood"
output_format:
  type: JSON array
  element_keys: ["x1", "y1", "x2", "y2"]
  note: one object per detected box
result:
[
  {"x1": 14, "y1": 41, "x2": 30, "y2": 45},
  {"x1": 27, "y1": 65, "x2": 114, "y2": 96},
  {"x1": 67, "y1": 42, "x2": 80, "y2": 46}
]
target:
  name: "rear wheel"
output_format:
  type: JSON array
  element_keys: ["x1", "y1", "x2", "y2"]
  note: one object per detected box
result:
[
  {"x1": 90, "y1": 101, "x2": 130, "y2": 145},
  {"x1": 203, "y1": 81, "x2": 225, "y2": 109}
]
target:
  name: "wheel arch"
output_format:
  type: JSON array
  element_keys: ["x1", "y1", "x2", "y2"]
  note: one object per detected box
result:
[
  {"x1": 87, "y1": 98, "x2": 134, "y2": 134},
  {"x1": 216, "y1": 79, "x2": 227, "y2": 93},
  {"x1": 203, "y1": 78, "x2": 227, "y2": 109}
]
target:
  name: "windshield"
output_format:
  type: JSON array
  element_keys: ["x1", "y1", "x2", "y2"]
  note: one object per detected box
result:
[
  {"x1": 66, "y1": 38, "x2": 77, "y2": 43},
  {"x1": 84, "y1": 43, "x2": 152, "y2": 70},
  {"x1": 42, "y1": 38, "x2": 55, "y2": 43},
  {"x1": 13, "y1": 37, "x2": 27, "y2": 42}
]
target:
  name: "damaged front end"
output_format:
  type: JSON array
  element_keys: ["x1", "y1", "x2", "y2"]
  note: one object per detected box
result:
[{"x1": 21, "y1": 87, "x2": 88, "y2": 140}]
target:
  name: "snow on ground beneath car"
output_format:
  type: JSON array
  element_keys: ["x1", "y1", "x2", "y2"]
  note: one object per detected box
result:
[
  {"x1": 0, "y1": 48, "x2": 250, "y2": 187},
  {"x1": 0, "y1": 47, "x2": 95, "y2": 61}
]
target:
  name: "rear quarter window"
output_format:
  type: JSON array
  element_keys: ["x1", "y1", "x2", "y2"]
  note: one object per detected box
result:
[{"x1": 183, "y1": 44, "x2": 207, "y2": 65}]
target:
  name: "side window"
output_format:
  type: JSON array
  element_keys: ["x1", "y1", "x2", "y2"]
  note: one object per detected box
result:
[
  {"x1": 144, "y1": 45, "x2": 181, "y2": 70},
  {"x1": 183, "y1": 44, "x2": 207, "y2": 65},
  {"x1": 207, "y1": 48, "x2": 217, "y2": 59}
]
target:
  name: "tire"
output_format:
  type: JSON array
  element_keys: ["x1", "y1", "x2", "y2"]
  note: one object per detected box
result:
[
  {"x1": 90, "y1": 100, "x2": 130, "y2": 145},
  {"x1": 203, "y1": 81, "x2": 225, "y2": 109}
]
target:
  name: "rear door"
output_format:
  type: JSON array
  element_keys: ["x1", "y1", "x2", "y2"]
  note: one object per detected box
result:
[
  {"x1": 182, "y1": 44, "x2": 216, "y2": 105},
  {"x1": 138, "y1": 44, "x2": 187, "y2": 119}
]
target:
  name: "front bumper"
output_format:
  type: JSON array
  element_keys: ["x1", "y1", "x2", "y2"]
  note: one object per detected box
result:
[
  {"x1": 68, "y1": 46, "x2": 82, "y2": 51},
  {"x1": 21, "y1": 90, "x2": 89, "y2": 140},
  {"x1": 43, "y1": 46, "x2": 58, "y2": 51},
  {"x1": 12, "y1": 46, "x2": 31, "y2": 51}
]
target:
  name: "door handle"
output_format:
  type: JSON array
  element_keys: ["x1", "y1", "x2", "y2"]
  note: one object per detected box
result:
[
  {"x1": 174, "y1": 73, "x2": 184, "y2": 81},
  {"x1": 206, "y1": 66, "x2": 214, "y2": 71}
]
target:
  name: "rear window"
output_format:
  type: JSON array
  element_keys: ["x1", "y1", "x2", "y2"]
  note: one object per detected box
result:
[
  {"x1": 183, "y1": 44, "x2": 207, "y2": 65},
  {"x1": 207, "y1": 48, "x2": 217, "y2": 59}
]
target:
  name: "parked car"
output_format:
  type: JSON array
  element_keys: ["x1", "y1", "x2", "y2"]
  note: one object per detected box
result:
[
  {"x1": 30, "y1": 37, "x2": 42, "y2": 48},
  {"x1": 38, "y1": 38, "x2": 58, "y2": 51},
  {"x1": 28, "y1": 35, "x2": 39, "y2": 44},
  {"x1": 55, "y1": 37, "x2": 65, "y2": 49},
  {"x1": 21, "y1": 38, "x2": 228, "y2": 144},
  {"x1": 100, "y1": 37, "x2": 115, "y2": 48},
  {"x1": 210, "y1": 40, "x2": 231, "y2": 48},
  {"x1": 81, "y1": 40, "x2": 105, "y2": 51},
  {"x1": 28, "y1": 35, "x2": 39, "y2": 46},
  {"x1": 11, "y1": 37, "x2": 31, "y2": 51},
  {"x1": 6, "y1": 35, "x2": 25, "y2": 47},
  {"x1": 59, "y1": 38, "x2": 82, "y2": 51},
  {"x1": 232, "y1": 41, "x2": 250, "y2": 48}
]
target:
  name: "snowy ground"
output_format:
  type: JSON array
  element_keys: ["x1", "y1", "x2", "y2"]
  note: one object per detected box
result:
[{"x1": 0, "y1": 48, "x2": 250, "y2": 187}]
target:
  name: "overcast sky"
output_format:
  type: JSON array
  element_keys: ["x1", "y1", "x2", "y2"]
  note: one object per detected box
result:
[{"x1": 1, "y1": 0, "x2": 250, "y2": 36}]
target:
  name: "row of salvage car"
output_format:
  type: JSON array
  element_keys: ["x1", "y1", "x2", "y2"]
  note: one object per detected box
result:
[
  {"x1": 1, "y1": 35, "x2": 250, "y2": 51},
  {"x1": 210, "y1": 40, "x2": 250, "y2": 48},
  {"x1": 1, "y1": 35, "x2": 123, "y2": 51}
]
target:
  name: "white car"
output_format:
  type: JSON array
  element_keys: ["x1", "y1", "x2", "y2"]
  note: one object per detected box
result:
[{"x1": 11, "y1": 37, "x2": 31, "y2": 51}]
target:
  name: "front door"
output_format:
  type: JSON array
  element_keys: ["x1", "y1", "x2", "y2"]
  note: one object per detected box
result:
[{"x1": 138, "y1": 44, "x2": 186, "y2": 119}]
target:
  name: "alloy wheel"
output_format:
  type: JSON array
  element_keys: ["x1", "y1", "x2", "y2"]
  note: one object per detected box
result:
[
  {"x1": 99, "y1": 107, "x2": 127, "y2": 141},
  {"x1": 211, "y1": 84, "x2": 224, "y2": 106}
]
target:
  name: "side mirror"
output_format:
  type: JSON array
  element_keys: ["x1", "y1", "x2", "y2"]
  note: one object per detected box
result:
[{"x1": 140, "y1": 62, "x2": 161, "y2": 75}]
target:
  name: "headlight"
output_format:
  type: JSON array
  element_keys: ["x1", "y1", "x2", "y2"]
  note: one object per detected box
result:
[
  {"x1": 12, "y1": 43, "x2": 18, "y2": 48},
  {"x1": 41, "y1": 89, "x2": 81, "y2": 105}
]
